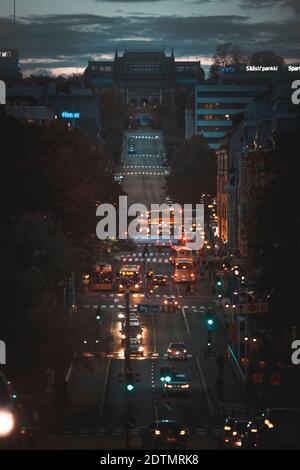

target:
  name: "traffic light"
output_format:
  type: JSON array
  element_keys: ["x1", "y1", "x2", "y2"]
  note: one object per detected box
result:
[
  {"x1": 96, "y1": 315, "x2": 101, "y2": 321},
  {"x1": 215, "y1": 277, "x2": 223, "y2": 288},
  {"x1": 205, "y1": 311, "x2": 215, "y2": 330},
  {"x1": 160, "y1": 366, "x2": 172, "y2": 383},
  {"x1": 126, "y1": 383, "x2": 134, "y2": 392}
]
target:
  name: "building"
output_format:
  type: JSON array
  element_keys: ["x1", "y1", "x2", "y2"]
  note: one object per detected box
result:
[
  {"x1": 5, "y1": 83, "x2": 100, "y2": 137},
  {"x1": 0, "y1": 48, "x2": 22, "y2": 84},
  {"x1": 216, "y1": 133, "x2": 230, "y2": 243},
  {"x1": 225, "y1": 80, "x2": 299, "y2": 261},
  {"x1": 84, "y1": 48, "x2": 204, "y2": 105},
  {"x1": 195, "y1": 82, "x2": 266, "y2": 150},
  {"x1": 44, "y1": 85, "x2": 100, "y2": 139}
]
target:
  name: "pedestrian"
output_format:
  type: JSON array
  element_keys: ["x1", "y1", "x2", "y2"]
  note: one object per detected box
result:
[
  {"x1": 215, "y1": 376, "x2": 225, "y2": 402},
  {"x1": 216, "y1": 354, "x2": 225, "y2": 375}
]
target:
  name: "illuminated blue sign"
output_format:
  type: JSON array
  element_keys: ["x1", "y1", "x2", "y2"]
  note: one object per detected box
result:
[
  {"x1": 219, "y1": 66, "x2": 235, "y2": 73},
  {"x1": 61, "y1": 111, "x2": 80, "y2": 119}
]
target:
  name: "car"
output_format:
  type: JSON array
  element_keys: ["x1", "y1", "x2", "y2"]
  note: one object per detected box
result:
[
  {"x1": 162, "y1": 372, "x2": 190, "y2": 396},
  {"x1": 244, "y1": 408, "x2": 300, "y2": 449},
  {"x1": 117, "y1": 306, "x2": 140, "y2": 321},
  {"x1": 162, "y1": 296, "x2": 180, "y2": 311},
  {"x1": 120, "y1": 320, "x2": 143, "y2": 345},
  {"x1": 128, "y1": 338, "x2": 144, "y2": 357},
  {"x1": 143, "y1": 420, "x2": 188, "y2": 449},
  {"x1": 0, "y1": 372, "x2": 39, "y2": 450},
  {"x1": 222, "y1": 417, "x2": 249, "y2": 449},
  {"x1": 167, "y1": 342, "x2": 188, "y2": 360},
  {"x1": 152, "y1": 274, "x2": 168, "y2": 287}
]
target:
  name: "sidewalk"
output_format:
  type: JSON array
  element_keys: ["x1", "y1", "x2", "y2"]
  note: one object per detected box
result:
[
  {"x1": 66, "y1": 356, "x2": 109, "y2": 414},
  {"x1": 196, "y1": 280, "x2": 247, "y2": 414}
]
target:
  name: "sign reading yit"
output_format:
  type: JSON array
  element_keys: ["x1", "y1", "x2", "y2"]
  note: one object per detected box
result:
[{"x1": 0, "y1": 80, "x2": 6, "y2": 105}]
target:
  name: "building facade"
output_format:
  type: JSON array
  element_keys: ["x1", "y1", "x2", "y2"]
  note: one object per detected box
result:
[
  {"x1": 84, "y1": 48, "x2": 204, "y2": 105},
  {"x1": 195, "y1": 82, "x2": 266, "y2": 150},
  {"x1": 225, "y1": 80, "x2": 299, "y2": 261},
  {"x1": 0, "y1": 48, "x2": 22, "y2": 84}
]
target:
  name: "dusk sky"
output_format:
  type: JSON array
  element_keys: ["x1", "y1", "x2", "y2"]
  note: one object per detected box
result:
[{"x1": 0, "y1": 0, "x2": 299, "y2": 76}]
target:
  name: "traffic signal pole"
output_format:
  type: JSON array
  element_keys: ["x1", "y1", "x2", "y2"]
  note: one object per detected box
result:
[{"x1": 124, "y1": 286, "x2": 131, "y2": 378}]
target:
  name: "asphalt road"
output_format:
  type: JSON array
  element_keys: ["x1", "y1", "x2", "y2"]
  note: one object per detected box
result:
[{"x1": 33, "y1": 131, "x2": 245, "y2": 450}]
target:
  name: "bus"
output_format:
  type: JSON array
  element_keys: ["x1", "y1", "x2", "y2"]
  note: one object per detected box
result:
[
  {"x1": 173, "y1": 259, "x2": 196, "y2": 283},
  {"x1": 118, "y1": 264, "x2": 142, "y2": 293},
  {"x1": 91, "y1": 264, "x2": 113, "y2": 291},
  {"x1": 169, "y1": 245, "x2": 193, "y2": 265}
]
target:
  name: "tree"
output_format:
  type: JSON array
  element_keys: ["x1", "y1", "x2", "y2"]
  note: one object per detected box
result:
[
  {"x1": 209, "y1": 43, "x2": 247, "y2": 78},
  {"x1": 167, "y1": 135, "x2": 217, "y2": 204},
  {"x1": 244, "y1": 123, "x2": 300, "y2": 337},
  {"x1": 250, "y1": 50, "x2": 284, "y2": 67}
]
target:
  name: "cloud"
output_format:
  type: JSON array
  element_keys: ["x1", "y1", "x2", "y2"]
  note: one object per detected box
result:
[
  {"x1": 240, "y1": 0, "x2": 300, "y2": 13},
  {"x1": 94, "y1": 0, "x2": 164, "y2": 2},
  {"x1": 0, "y1": 12, "x2": 299, "y2": 74}
]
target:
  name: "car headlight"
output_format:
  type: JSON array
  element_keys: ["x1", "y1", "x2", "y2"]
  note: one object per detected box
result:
[
  {"x1": 134, "y1": 284, "x2": 139, "y2": 288},
  {"x1": 179, "y1": 430, "x2": 186, "y2": 436},
  {"x1": 224, "y1": 426, "x2": 231, "y2": 431},
  {"x1": 0, "y1": 411, "x2": 15, "y2": 437},
  {"x1": 264, "y1": 419, "x2": 274, "y2": 429},
  {"x1": 119, "y1": 284, "x2": 123, "y2": 289},
  {"x1": 137, "y1": 334, "x2": 142, "y2": 339},
  {"x1": 183, "y1": 349, "x2": 187, "y2": 353},
  {"x1": 154, "y1": 429, "x2": 161, "y2": 436}
]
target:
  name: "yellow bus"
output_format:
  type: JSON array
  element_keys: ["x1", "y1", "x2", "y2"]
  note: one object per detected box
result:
[
  {"x1": 169, "y1": 245, "x2": 193, "y2": 265},
  {"x1": 118, "y1": 264, "x2": 142, "y2": 293}
]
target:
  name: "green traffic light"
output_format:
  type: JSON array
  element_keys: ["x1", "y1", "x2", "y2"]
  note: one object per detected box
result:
[
  {"x1": 126, "y1": 384, "x2": 134, "y2": 392},
  {"x1": 207, "y1": 319, "x2": 214, "y2": 326}
]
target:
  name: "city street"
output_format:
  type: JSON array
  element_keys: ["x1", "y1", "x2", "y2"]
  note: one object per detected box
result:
[{"x1": 34, "y1": 130, "x2": 246, "y2": 450}]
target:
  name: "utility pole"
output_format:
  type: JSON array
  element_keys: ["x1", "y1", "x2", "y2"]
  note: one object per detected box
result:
[{"x1": 13, "y1": 0, "x2": 16, "y2": 49}]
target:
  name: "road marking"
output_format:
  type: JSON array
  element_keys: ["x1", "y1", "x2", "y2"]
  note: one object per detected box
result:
[
  {"x1": 151, "y1": 313, "x2": 157, "y2": 354},
  {"x1": 182, "y1": 307, "x2": 191, "y2": 334},
  {"x1": 195, "y1": 356, "x2": 214, "y2": 416}
]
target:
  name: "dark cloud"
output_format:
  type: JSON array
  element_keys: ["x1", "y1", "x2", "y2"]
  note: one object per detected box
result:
[
  {"x1": 240, "y1": 0, "x2": 300, "y2": 13},
  {"x1": 0, "y1": 12, "x2": 299, "y2": 73},
  {"x1": 94, "y1": 0, "x2": 164, "y2": 2}
]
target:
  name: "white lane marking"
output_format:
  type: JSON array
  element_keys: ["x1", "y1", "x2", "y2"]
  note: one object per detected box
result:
[
  {"x1": 151, "y1": 313, "x2": 157, "y2": 354},
  {"x1": 181, "y1": 307, "x2": 191, "y2": 334}
]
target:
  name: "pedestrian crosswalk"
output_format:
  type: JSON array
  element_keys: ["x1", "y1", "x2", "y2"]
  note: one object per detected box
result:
[
  {"x1": 49, "y1": 427, "x2": 221, "y2": 439},
  {"x1": 83, "y1": 302, "x2": 205, "y2": 309},
  {"x1": 116, "y1": 170, "x2": 167, "y2": 176},
  {"x1": 114, "y1": 252, "x2": 170, "y2": 263},
  {"x1": 123, "y1": 165, "x2": 166, "y2": 169}
]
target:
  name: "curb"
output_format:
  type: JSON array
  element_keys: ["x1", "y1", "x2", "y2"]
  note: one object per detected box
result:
[
  {"x1": 98, "y1": 357, "x2": 112, "y2": 420},
  {"x1": 195, "y1": 356, "x2": 214, "y2": 416}
]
